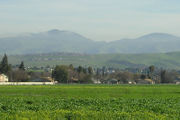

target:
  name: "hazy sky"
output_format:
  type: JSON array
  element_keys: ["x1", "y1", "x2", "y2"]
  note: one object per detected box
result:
[{"x1": 0, "y1": 0, "x2": 180, "y2": 41}]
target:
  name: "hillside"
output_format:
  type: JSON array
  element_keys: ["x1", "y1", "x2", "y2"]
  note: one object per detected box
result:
[
  {"x1": 0, "y1": 29, "x2": 104, "y2": 54},
  {"x1": 3, "y1": 52, "x2": 180, "y2": 69},
  {"x1": 1, "y1": 30, "x2": 180, "y2": 54},
  {"x1": 102, "y1": 33, "x2": 180, "y2": 53}
]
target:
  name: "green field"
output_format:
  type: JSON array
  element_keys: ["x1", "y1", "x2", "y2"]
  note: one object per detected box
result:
[{"x1": 0, "y1": 85, "x2": 180, "y2": 120}]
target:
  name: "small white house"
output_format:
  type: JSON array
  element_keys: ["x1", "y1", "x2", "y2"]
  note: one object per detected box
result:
[
  {"x1": 176, "y1": 82, "x2": 180, "y2": 85},
  {"x1": 0, "y1": 74, "x2": 8, "y2": 82}
]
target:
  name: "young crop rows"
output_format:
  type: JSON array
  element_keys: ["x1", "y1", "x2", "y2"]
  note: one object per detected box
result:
[{"x1": 0, "y1": 85, "x2": 179, "y2": 120}]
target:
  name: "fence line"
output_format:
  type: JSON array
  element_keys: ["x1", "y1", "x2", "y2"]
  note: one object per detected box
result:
[{"x1": 0, "y1": 82, "x2": 55, "y2": 85}]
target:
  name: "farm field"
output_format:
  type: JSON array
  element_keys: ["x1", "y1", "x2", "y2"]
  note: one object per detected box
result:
[{"x1": 0, "y1": 85, "x2": 180, "y2": 120}]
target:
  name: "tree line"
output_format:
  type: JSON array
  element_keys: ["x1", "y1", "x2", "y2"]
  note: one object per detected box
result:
[
  {"x1": 52, "y1": 64, "x2": 93, "y2": 83},
  {"x1": 0, "y1": 54, "x2": 180, "y2": 84},
  {"x1": 0, "y1": 54, "x2": 50, "y2": 82}
]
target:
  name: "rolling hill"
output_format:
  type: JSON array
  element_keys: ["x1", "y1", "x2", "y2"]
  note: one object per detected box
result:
[
  {"x1": 3, "y1": 52, "x2": 180, "y2": 69},
  {"x1": 102, "y1": 33, "x2": 180, "y2": 53},
  {"x1": 0, "y1": 29, "x2": 105, "y2": 54},
  {"x1": 0, "y1": 30, "x2": 180, "y2": 54}
]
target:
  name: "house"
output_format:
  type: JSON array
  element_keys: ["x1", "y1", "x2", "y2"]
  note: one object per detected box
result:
[
  {"x1": 70, "y1": 77, "x2": 79, "y2": 83},
  {"x1": 94, "y1": 80, "x2": 101, "y2": 84},
  {"x1": 0, "y1": 74, "x2": 8, "y2": 82},
  {"x1": 128, "y1": 81, "x2": 136, "y2": 84},
  {"x1": 176, "y1": 82, "x2": 180, "y2": 85},
  {"x1": 92, "y1": 78, "x2": 101, "y2": 84}
]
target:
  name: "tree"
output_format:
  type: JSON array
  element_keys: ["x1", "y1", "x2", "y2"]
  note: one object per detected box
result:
[
  {"x1": 0, "y1": 54, "x2": 10, "y2": 75},
  {"x1": 115, "y1": 72, "x2": 134, "y2": 83},
  {"x1": 77, "y1": 66, "x2": 83, "y2": 74},
  {"x1": 68, "y1": 64, "x2": 77, "y2": 83},
  {"x1": 102, "y1": 66, "x2": 106, "y2": 76},
  {"x1": 134, "y1": 73, "x2": 141, "y2": 83},
  {"x1": 19, "y1": 61, "x2": 25, "y2": 71},
  {"x1": 160, "y1": 70, "x2": 177, "y2": 83},
  {"x1": 83, "y1": 68, "x2": 87, "y2": 74},
  {"x1": 140, "y1": 74, "x2": 146, "y2": 80},
  {"x1": 52, "y1": 65, "x2": 68, "y2": 83},
  {"x1": 149, "y1": 65, "x2": 155, "y2": 73},
  {"x1": 79, "y1": 74, "x2": 93, "y2": 84},
  {"x1": 69, "y1": 64, "x2": 74, "y2": 70},
  {"x1": 88, "y1": 66, "x2": 93, "y2": 75},
  {"x1": 160, "y1": 70, "x2": 167, "y2": 83},
  {"x1": 11, "y1": 70, "x2": 29, "y2": 82},
  {"x1": 148, "y1": 65, "x2": 155, "y2": 79},
  {"x1": 96, "y1": 68, "x2": 101, "y2": 80}
]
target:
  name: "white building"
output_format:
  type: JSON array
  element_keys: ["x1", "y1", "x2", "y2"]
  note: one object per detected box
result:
[{"x1": 0, "y1": 74, "x2": 8, "y2": 82}]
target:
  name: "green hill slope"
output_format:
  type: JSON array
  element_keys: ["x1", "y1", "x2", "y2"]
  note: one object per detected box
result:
[{"x1": 2, "y1": 52, "x2": 180, "y2": 69}]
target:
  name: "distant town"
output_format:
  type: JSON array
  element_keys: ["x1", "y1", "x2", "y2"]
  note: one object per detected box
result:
[{"x1": 0, "y1": 54, "x2": 180, "y2": 85}]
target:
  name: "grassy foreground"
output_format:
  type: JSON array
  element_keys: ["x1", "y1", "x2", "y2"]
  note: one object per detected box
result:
[{"x1": 0, "y1": 85, "x2": 180, "y2": 120}]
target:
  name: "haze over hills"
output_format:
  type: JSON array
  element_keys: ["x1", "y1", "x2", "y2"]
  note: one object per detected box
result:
[
  {"x1": 0, "y1": 29, "x2": 180, "y2": 54},
  {"x1": 0, "y1": 29, "x2": 104, "y2": 54},
  {"x1": 105, "y1": 33, "x2": 180, "y2": 53}
]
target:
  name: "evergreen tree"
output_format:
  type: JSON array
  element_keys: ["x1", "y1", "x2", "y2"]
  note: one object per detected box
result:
[
  {"x1": 19, "y1": 61, "x2": 25, "y2": 71},
  {"x1": 0, "y1": 54, "x2": 10, "y2": 75}
]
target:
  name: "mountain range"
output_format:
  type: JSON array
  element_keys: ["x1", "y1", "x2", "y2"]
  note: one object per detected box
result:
[{"x1": 0, "y1": 29, "x2": 180, "y2": 54}]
